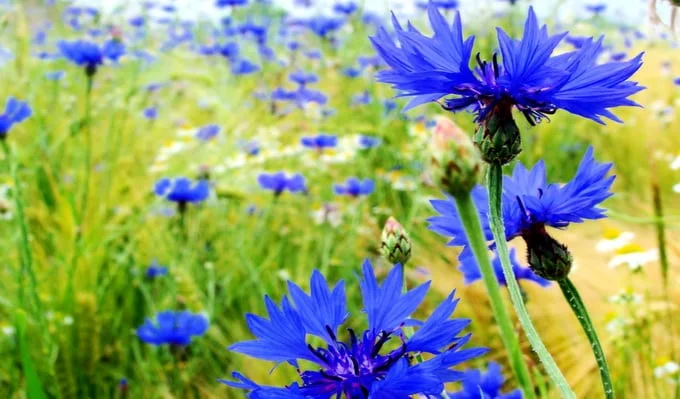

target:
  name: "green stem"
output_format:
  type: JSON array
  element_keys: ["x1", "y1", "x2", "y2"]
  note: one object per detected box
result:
[
  {"x1": 455, "y1": 195, "x2": 536, "y2": 399},
  {"x1": 558, "y1": 278, "x2": 615, "y2": 399},
  {"x1": 487, "y1": 163, "x2": 574, "y2": 398},
  {"x1": 1, "y1": 140, "x2": 45, "y2": 326}
]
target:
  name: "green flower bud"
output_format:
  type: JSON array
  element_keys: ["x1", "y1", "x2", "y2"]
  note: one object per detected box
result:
[
  {"x1": 430, "y1": 116, "x2": 482, "y2": 198},
  {"x1": 380, "y1": 216, "x2": 412, "y2": 265},
  {"x1": 521, "y1": 224, "x2": 572, "y2": 281},
  {"x1": 473, "y1": 101, "x2": 522, "y2": 165}
]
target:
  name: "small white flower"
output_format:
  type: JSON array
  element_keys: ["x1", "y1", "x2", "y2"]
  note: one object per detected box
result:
[
  {"x1": 654, "y1": 361, "x2": 680, "y2": 378},
  {"x1": 1, "y1": 326, "x2": 15, "y2": 336},
  {"x1": 673, "y1": 183, "x2": 680, "y2": 194},
  {"x1": 63, "y1": 316, "x2": 74, "y2": 325},
  {"x1": 608, "y1": 249, "x2": 658, "y2": 271},
  {"x1": 596, "y1": 231, "x2": 635, "y2": 253}
]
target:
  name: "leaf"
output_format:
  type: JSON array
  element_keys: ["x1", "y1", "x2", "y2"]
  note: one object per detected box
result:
[{"x1": 15, "y1": 310, "x2": 48, "y2": 399}]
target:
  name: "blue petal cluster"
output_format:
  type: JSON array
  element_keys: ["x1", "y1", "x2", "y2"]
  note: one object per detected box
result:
[
  {"x1": 371, "y1": 5, "x2": 643, "y2": 125},
  {"x1": 300, "y1": 134, "x2": 338, "y2": 150},
  {"x1": 154, "y1": 177, "x2": 210, "y2": 204},
  {"x1": 145, "y1": 261, "x2": 168, "y2": 279},
  {"x1": 449, "y1": 362, "x2": 522, "y2": 399},
  {"x1": 137, "y1": 310, "x2": 209, "y2": 345},
  {"x1": 429, "y1": 147, "x2": 612, "y2": 280},
  {"x1": 195, "y1": 124, "x2": 221, "y2": 141},
  {"x1": 58, "y1": 39, "x2": 126, "y2": 74},
  {"x1": 0, "y1": 97, "x2": 32, "y2": 137},
  {"x1": 222, "y1": 260, "x2": 487, "y2": 398},
  {"x1": 258, "y1": 172, "x2": 306, "y2": 195},
  {"x1": 334, "y1": 177, "x2": 375, "y2": 197}
]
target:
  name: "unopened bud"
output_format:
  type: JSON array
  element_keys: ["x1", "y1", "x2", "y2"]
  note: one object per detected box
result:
[
  {"x1": 473, "y1": 101, "x2": 522, "y2": 165},
  {"x1": 380, "y1": 216, "x2": 412, "y2": 265},
  {"x1": 521, "y1": 224, "x2": 572, "y2": 281},
  {"x1": 429, "y1": 116, "x2": 482, "y2": 198}
]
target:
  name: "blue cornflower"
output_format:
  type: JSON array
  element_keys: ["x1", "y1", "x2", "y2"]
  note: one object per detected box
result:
[
  {"x1": 458, "y1": 248, "x2": 550, "y2": 287},
  {"x1": 145, "y1": 261, "x2": 168, "y2": 279},
  {"x1": 195, "y1": 124, "x2": 220, "y2": 141},
  {"x1": 449, "y1": 362, "x2": 522, "y2": 399},
  {"x1": 58, "y1": 39, "x2": 125, "y2": 75},
  {"x1": 352, "y1": 91, "x2": 372, "y2": 105},
  {"x1": 215, "y1": 0, "x2": 248, "y2": 6},
  {"x1": 258, "y1": 172, "x2": 306, "y2": 196},
  {"x1": 300, "y1": 134, "x2": 337, "y2": 150},
  {"x1": 358, "y1": 135, "x2": 381, "y2": 149},
  {"x1": 429, "y1": 147, "x2": 613, "y2": 279},
  {"x1": 45, "y1": 71, "x2": 66, "y2": 81},
  {"x1": 154, "y1": 177, "x2": 210, "y2": 205},
  {"x1": 585, "y1": 3, "x2": 607, "y2": 15},
  {"x1": 136, "y1": 311, "x2": 209, "y2": 346},
  {"x1": 417, "y1": 0, "x2": 459, "y2": 10},
  {"x1": 305, "y1": 16, "x2": 345, "y2": 38},
  {"x1": 334, "y1": 177, "x2": 375, "y2": 197},
  {"x1": 222, "y1": 260, "x2": 487, "y2": 398},
  {"x1": 333, "y1": 1, "x2": 358, "y2": 15},
  {"x1": 371, "y1": 5, "x2": 643, "y2": 125},
  {"x1": 0, "y1": 97, "x2": 32, "y2": 138},
  {"x1": 343, "y1": 66, "x2": 361, "y2": 78},
  {"x1": 289, "y1": 70, "x2": 318, "y2": 86},
  {"x1": 143, "y1": 106, "x2": 158, "y2": 120},
  {"x1": 231, "y1": 59, "x2": 260, "y2": 75}
]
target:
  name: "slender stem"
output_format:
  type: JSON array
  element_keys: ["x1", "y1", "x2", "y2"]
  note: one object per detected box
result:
[
  {"x1": 558, "y1": 278, "x2": 615, "y2": 399},
  {"x1": 455, "y1": 194, "x2": 536, "y2": 399},
  {"x1": 1, "y1": 140, "x2": 45, "y2": 324},
  {"x1": 487, "y1": 163, "x2": 574, "y2": 399},
  {"x1": 79, "y1": 74, "x2": 94, "y2": 224}
]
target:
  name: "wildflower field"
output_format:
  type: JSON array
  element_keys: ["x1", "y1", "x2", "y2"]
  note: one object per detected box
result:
[{"x1": 1, "y1": 0, "x2": 679, "y2": 398}]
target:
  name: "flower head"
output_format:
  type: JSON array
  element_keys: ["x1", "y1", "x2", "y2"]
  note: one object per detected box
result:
[
  {"x1": 0, "y1": 97, "x2": 31, "y2": 138},
  {"x1": 154, "y1": 177, "x2": 210, "y2": 204},
  {"x1": 223, "y1": 260, "x2": 487, "y2": 398},
  {"x1": 371, "y1": 6, "x2": 643, "y2": 125},
  {"x1": 58, "y1": 39, "x2": 125, "y2": 75},
  {"x1": 449, "y1": 361, "x2": 522, "y2": 399},
  {"x1": 195, "y1": 124, "x2": 220, "y2": 141},
  {"x1": 137, "y1": 310, "x2": 209, "y2": 346},
  {"x1": 145, "y1": 261, "x2": 168, "y2": 279},
  {"x1": 258, "y1": 172, "x2": 306, "y2": 196},
  {"x1": 334, "y1": 177, "x2": 375, "y2": 197},
  {"x1": 301, "y1": 134, "x2": 338, "y2": 151}
]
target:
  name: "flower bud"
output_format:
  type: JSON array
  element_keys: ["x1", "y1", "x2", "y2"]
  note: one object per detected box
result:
[
  {"x1": 380, "y1": 216, "x2": 412, "y2": 265},
  {"x1": 429, "y1": 116, "x2": 482, "y2": 198},
  {"x1": 473, "y1": 101, "x2": 522, "y2": 165},
  {"x1": 521, "y1": 224, "x2": 572, "y2": 281}
]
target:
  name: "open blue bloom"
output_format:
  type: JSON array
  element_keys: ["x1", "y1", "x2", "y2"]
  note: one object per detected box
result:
[
  {"x1": 137, "y1": 310, "x2": 209, "y2": 345},
  {"x1": 371, "y1": 5, "x2": 643, "y2": 125},
  {"x1": 222, "y1": 260, "x2": 487, "y2": 398},
  {"x1": 458, "y1": 247, "x2": 550, "y2": 287},
  {"x1": 585, "y1": 3, "x2": 607, "y2": 15},
  {"x1": 195, "y1": 124, "x2": 220, "y2": 141},
  {"x1": 231, "y1": 59, "x2": 260, "y2": 75},
  {"x1": 334, "y1": 177, "x2": 375, "y2": 197},
  {"x1": 258, "y1": 172, "x2": 306, "y2": 195},
  {"x1": 143, "y1": 106, "x2": 158, "y2": 120},
  {"x1": 449, "y1": 362, "x2": 522, "y2": 399},
  {"x1": 0, "y1": 97, "x2": 32, "y2": 138},
  {"x1": 429, "y1": 147, "x2": 613, "y2": 276},
  {"x1": 289, "y1": 70, "x2": 318, "y2": 86},
  {"x1": 145, "y1": 261, "x2": 168, "y2": 279},
  {"x1": 154, "y1": 177, "x2": 210, "y2": 204},
  {"x1": 333, "y1": 1, "x2": 357, "y2": 15},
  {"x1": 358, "y1": 135, "x2": 381, "y2": 149},
  {"x1": 58, "y1": 39, "x2": 125, "y2": 75},
  {"x1": 301, "y1": 134, "x2": 337, "y2": 150},
  {"x1": 305, "y1": 16, "x2": 345, "y2": 38}
]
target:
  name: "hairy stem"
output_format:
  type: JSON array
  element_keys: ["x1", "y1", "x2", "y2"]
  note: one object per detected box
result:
[{"x1": 487, "y1": 163, "x2": 574, "y2": 398}]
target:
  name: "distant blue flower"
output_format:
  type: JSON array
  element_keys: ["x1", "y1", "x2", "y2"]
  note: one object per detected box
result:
[
  {"x1": 154, "y1": 177, "x2": 210, "y2": 204},
  {"x1": 449, "y1": 362, "x2": 522, "y2": 399},
  {"x1": 305, "y1": 16, "x2": 345, "y2": 38},
  {"x1": 143, "y1": 106, "x2": 158, "y2": 120},
  {"x1": 0, "y1": 97, "x2": 32, "y2": 138},
  {"x1": 58, "y1": 39, "x2": 125, "y2": 75},
  {"x1": 417, "y1": 0, "x2": 459, "y2": 10},
  {"x1": 342, "y1": 66, "x2": 361, "y2": 78},
  {"x1": 673, "y1": 77, "x2": 680, "y2": 86},
  {"x1": 222, "y1": 260, "x2": 487, "y2": 397},
  {"x1": 352, "y1": 91, "x2": 372, "y2": 105},
  {"x1": 102, "y1": 39, "x2": 126, "y2": 62},
  {"x1": 129, "y1": 16, "x2": 146, "y2": 28},
  {"x1": 564, "y1": 35, "x2": 589, "y2": 49},
  {"x1": 610, "y1": 52, "x2": 627, "y2": 62},
  {"x1": 216, "y1": 0, "x2": 248, "y2": 6},
  {"x1": 289, "y1": 70, "x2": 318, "y2": 86},
  {"x1": 304, "y1": 49, "x2": 322, "y2": 60},
  {"x1": 428, "y1": 146, "x2": 613, "y2": 264},
  {"x1": 239, "y1": 140, "x2": 260, "y2": 156},
  {"x1": 258, "y1": 172, "x2": 306, "y2": 195},
  {"x1": 195, "y1": 124, "x2": 220, "y2": 141},
  {"x1": 358, "y1": 135, "x2": 381, "y2": 148},
  {"x1": 301, "y1": 134, "x2": 337, "y2": 150},
  {"x1": 145, "y1": 261, "x2": 168, "y2": 279},
  {"x1": 585, "y1": 3, "x2": 606, "y2": 14},
  {"x1": 372, "y1": 5, "x2": 643, "y2": 124},
  {"x1": 45, "y1": 71, "x2": 66, "y2": 80},
  {"x1": 334, "y1": 177, "x2": 375, "y2": 197},
  {"x1": 137, "y1": 310, "x2": 209, "y2": 346},
  {"x1": 458, "y1": 248, "x2": 550, "y2": 287},
  {"x1": 217, "y1": 42, "x2": 240, "y2": 59},
  {"x1": 231, "y1": 59, "x2": 259, "y2": 75},
  {"x1": 333, "y1": 1, "x2": 357, "y2": 15}
]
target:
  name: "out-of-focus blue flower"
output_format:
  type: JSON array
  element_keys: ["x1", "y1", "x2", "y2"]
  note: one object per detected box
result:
[
  {"x1": 610, "y1": 52, "x2": 627, "y2": 62},
  {"x1": 449, "y1": 361, "x2": 522, "y2": 399},
  {"x1": 258, "y1": 172, "x2": 306, "y2": 195},
  {"x1": 565, "y1": 35, "x2": 589, "y2": 49},
  {"x1": 417, "y1": 0, "x2": 459, "y2": 10},
  {"x1": 45, "y1": 71, "x2": 66, "y2": 80},
  {"x1": 301, "y1": 134, "x2": 337, "y2": 150},
  {"x1": 231, "y1": 59, "x2": 259, "y2": 75},
  {"x1": 334, "y1": 177, "x2": 375, "y2": 197},
  {"x1": 102, "y1": 39, "x2": 126, "y2": 62},
  {"x1": 358, "y1": 135, "x2": 381, "y2": 148},
  {"x1": 333, "y1": 1, "x2": 357, "y2": 15},
  {"x1": 137, "y1": 311, "x2": 209, "y2": 346},
  {"x1": 384, "y1": 99, "x2": 397, "y2": 114},
  {"x1": 0, "y1": 97, "x2": 32, "y2": 138},
  {"x1": 216, "y1": 0, "x2": 248, "y2": 6},
  {"x1": 238, "y1": 140, "x2": 260, "y2": 156},
  {"x1": 58, "y1": 39, "x2": 125, "y2": 74},
  {"x1": 305, "y1": 16, "x2": 345, "y2": 38},
  {"x1": 458, "y1": 248, "x2": 550, "y2": 287},
  {"x1": 143, "y1": 106, "x2": 158, "y2": 120},
  {"x1": 222, "y1": 260, "x2": 487, "y2": 397},
  {"x1": 343, "y1": 66, "x2": 361, "y2": 78},
  {"x1": 154, "y1": 177, "x2": 210, "y2": 204},
  {"x1": 304, "y1": 49, "x2": 322, "y2": 60},
  {"x1": 428, "y1": 146, "x2": 613, "y2": 255},
  {"x1": 129, "y1": 16, "x2": 146, "y2": 28},
  {"x1": 352, "y1": 91, "x2": 372, "y2": 105},
  {"x1": 195, "y1": 124, "x2": 220, "y2": 141},
  {"x1": 371, "y1": 5, "x2": 643, "y2": 125},
  {"x1": 145, "y1": 261, "x2": 168, "y2": 279},
  {"x1": 289, "y1": 70, "x2": 318, "y2": 86},
  {"x1": 585, "y1": 3, "x2": 607, "y2": 14}
]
